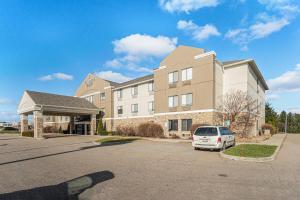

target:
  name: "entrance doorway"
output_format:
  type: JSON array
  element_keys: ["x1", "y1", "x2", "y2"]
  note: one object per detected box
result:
[{"x1": 75, "y1": 123, "x2": 91, "y2": 135}]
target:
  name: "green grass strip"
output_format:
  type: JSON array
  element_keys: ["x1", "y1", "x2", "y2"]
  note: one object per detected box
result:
[{"x1": 224, "y1": 144, "x2": 277, "y2": 158}]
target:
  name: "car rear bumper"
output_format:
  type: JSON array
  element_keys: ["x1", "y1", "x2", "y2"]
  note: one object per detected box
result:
[{"x1": 192, "y1": 142, "x2": 222, "y2": 149}]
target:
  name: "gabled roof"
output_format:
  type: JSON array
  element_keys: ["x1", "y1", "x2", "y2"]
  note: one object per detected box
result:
[
  {"x1": 114, "y1": 74, "x2": 154, "y2": 90},
  {"x1": 222, "y1": 59, "x2": 269, "y2": 90},
  {"x1": 26, "y1": 90, "x2": 98, "y2": 110},
  {"x1": 222, "y1": 60, "x2": 246, "y2": 66}
]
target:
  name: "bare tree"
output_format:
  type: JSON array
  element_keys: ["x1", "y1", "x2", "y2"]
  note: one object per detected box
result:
[{"x1": 219, "y1": 90, "x2": 260, "y2": 137}]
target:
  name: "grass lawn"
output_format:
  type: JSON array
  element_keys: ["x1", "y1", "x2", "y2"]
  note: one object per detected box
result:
[
  {"x1": 224, "y1": 144, "x2": 277, "y2": 158},
  {"x1": 95, "y1": 136, "x2": 140, "y2": 144},
  {"x1": 0, "y1": 131, "x2": 20, "y2": 134}
]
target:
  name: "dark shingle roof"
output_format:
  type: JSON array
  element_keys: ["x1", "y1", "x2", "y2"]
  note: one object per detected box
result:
[
  {"x1": 26, "y1": 90, "x2": 98, "y2": 110},
  {"x1": 222, "y1": 60, "x2": 246, "y2": 66},
  {"x1": 114, "y1": 74, "x2": 154, "y2": 89}
]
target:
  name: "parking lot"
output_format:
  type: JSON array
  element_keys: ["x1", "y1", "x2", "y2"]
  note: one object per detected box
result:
[{"x1": 0, "y1": 134, "x2": 299, "y2": 200}]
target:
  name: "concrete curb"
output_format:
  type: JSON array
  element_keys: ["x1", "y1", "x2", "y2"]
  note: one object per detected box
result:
[{"x1": 219, "y1": 134, "x2": 287, "y2": 162}]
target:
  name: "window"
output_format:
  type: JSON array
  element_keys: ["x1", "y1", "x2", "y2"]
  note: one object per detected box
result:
[
  {"x1": 182, "y1": 119, "x2": 192, "y2": 131},
  {"x1": 131, "y1": 104, "x2": 138, "y2": 113},
  {"x1": 182, "y1": 68, "x2": 193, "y2": 81},
  {"x1": 148, "y1": 82, "x2": 154, "y2": 92},
  {"x1": 168, "y1": 95, "x2": 178, "y2": 108},
  {"x1": 181, "y1": 93, "x2": 193, "y2": 106},
  {"x1": 148, "y1": 101, "x2": 154, "y2": 112},
  {"x1": 131, "y1": 86, "x2": 138, "y2": 96},
  {"x1": 194, "y1": 127, "x2": 218, "y2": 136},
  {"x1": 117, "y1": 106, "x2": 123, "y2": 115},
  {"x1": 117, "y1": 89, "x2": 123, "y2": 99},
  {"x1": 219, "y1": 127, "x2": 232, "y2": 135},
  {"x1": 86, "y1": 95, "x2": 94, "y2": 103},
  {"x1": 168, "y1": 71, "x2": 178, "y2": 84},
  {"x1": 168, "y1": 120, "x2": 178, "y2": 131},
  {"x1": 100, "y1": 92, "x2": 106, "y2": 100}
]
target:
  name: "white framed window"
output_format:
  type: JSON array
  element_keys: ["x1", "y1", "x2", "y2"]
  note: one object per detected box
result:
[
  {"x1": 182, "y1": 67, "x2": 192, "y2": 81},
  {"x1": 168, "y1": 71, "x2": 178, "y2": 84},
  {"x1": 181, "y1": 93, "x2": 193, "y2": 106},
  {"x1": 148, "y1": 82, "x2": 154, "y2": 92},
  {"x1": 182, "y1": 119, "x2": 192, "y2": 131},
  {"x1": 131, "y1": 85, "x2": 138, "y2": 96},
  {"x1": 148, "y1": 101, "x2": 154, "y2": 112},
  {"x1": 131, "y1": 104, "x2": 138, "y2": 113},
  {"x1": 168, "y1": 120, "x2": 178, "y2": 131},
  {"x1": 100, "y1": 92, "x2": 106, "y2": 100},
  {"x1": 86, "y1": 95, "x2": 94, "y2": 103},
  {"x1": 168, "y1": 95, "x2": 178, "y2": 108},
  {"x1": 117, "y1": 89, "x2": 123, "y2": 99},
  {"x1": 117, "y1": 106, "x2": 123, "y2": 115}
]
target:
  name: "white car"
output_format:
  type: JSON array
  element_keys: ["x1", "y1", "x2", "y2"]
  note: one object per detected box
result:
[{"x1": 192, "y1": 126, "x2": 235, "y2": 151}]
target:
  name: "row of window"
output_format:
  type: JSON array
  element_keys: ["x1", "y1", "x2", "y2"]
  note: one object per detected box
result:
[
  {"x1": 168, "y1": 93, "x2": 192, "y2": 108},
  {"x1": 117, "y1": 82, "x2": 154, "y2": 99},
  {"x1": 117, "y1": 101, "x2": 154, "y2": 115},
  {"x1": 168, "y1": 67, "x2": 192, "y2": 84},
  {"x1": 85, "y1": 92, "x2": 106, "y2": 103},
  {"x1": 168, "y1": 119, "x2": 192, "y2": 131}
]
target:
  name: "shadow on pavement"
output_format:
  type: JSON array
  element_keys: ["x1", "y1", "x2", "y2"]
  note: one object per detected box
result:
[
  {"x1": 0, "y1": 170, "x2": 114, "y2": 200},
  {"x1": 0, "y1": 141, "x2": 92, "y2": 155},
  {"x1": 0, "y1": 139, "x2": 137, "y2": 166}
]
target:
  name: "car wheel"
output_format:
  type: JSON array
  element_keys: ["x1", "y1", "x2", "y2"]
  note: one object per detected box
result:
[
  {"x1": 194, "y1": 147, "x2": 199, "y2": 150},
  {"x1": 232, "y1": 139, "x2": 236, "y2": 147},
  {"x1": 221, "y1": 142, "x2": 226, "y2": 151}
]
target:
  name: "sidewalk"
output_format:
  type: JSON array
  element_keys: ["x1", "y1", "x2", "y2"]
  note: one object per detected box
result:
[{"x1": 261, "y1": 133, "x2": 287, "y2": 146}]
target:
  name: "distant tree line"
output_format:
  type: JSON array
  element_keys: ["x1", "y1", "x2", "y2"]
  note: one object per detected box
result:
[{"x1": 266, "y1": 103, "x2": 300, "y2": 133}]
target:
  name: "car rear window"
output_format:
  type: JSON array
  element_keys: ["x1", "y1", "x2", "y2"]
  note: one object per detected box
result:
[{"x1": 194, "y1": 127, "x2": 218, "y2": 136}]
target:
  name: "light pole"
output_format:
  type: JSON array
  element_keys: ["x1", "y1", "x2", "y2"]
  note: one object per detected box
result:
[{"x1": 285, "y1": 112, "x2": 288, "y2": 134}]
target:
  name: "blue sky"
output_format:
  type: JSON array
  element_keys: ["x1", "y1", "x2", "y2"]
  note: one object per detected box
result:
[{"x1": 0, "y1": 0, "x2": 300, "y2": 122}]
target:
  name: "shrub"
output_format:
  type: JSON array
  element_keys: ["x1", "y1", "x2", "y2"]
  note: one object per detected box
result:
[
  {"x1": 22, "y1": 131, "x2": 34, "y2": 137},
  {"x1": 137, "y1": 122, "x2": 164, "y2": 138},
  {"x1": 43, "y1": 126, "x2": 59, "y2": 133},
  {"x1": 262, "y1": 123, "x2": 276, "y2": 135},
  {"x1": 116, "y1": 125, "x2": 137, "y2": 136},
  {"x1": 97, "y1": 119, "x2": 107, "y2": 135},
  {"x1": 190, "y1": 123, "x2": 211, "y2": 134}
]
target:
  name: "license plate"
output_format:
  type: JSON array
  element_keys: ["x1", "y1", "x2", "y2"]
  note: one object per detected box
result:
[{"x1": 200, "y1": 139, "x2": 208, "y2": 142}]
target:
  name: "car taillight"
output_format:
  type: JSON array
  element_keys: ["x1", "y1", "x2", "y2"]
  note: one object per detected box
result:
[{"x1": 217, "y1": 137, "x2": 221, "y2": 143}]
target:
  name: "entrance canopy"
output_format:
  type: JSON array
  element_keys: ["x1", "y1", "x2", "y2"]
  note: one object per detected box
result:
[
  {"x1": 18, "y1": 90, "x2": 99, "y2": 116},
  {"x1": 17, "y1": 90, "x2": 99, "y2": 138}
]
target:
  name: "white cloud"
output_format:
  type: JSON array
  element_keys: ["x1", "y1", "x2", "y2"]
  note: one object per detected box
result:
[
  {"x1": 94, "y1": 71, "x2": 132, "y2": 83},
  {"x1": 39, "y1": 73, "x2": 73, "y2": 81},
  {"x1": 225, "y1": 0, "x2": 298, "y2": 49},
  {"x1": 250, "y1": 18, "x2": 289, "y2": 39},
  {"x1": 266, "y1": 93, "x2": 280, "y2": 101},
  {"x1": 0, "y1": 98, "x2": 14, "y2": 105},
  {"x1": 113, "y1": 34, "x2": 177, "y2": 57},
  {"x1": 105, "y1": 34, "x2": 177, "y2": 73},
  {"x1": 267, "y1": 64, "x2": 300, "y2": 93},
  {"x1": 0, "y1": 111, "x2": 18, "y2": 122},
  {"x1": 225, "y1": 16, "x2": 290, "y2": 49},
  {"x1": 288, "y1": 107, "x2": 300, "y2": 114},
  {"x1": 177, "y1": 20, "x2": 220, "y2": 41},
  {"x1": 159, "y1": 0, "x2": 219, "y2": 13}
]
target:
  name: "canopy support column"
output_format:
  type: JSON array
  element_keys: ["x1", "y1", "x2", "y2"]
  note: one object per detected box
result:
[
  {"x1": 20, "y1": 114, "x2": 28, "y2": 135},
  {"x1": 33, "y1": 111, "x2": 43, "y2": 139},
  {"x1": 90, "y1": 114, "x2": 96, "y2": 135}
]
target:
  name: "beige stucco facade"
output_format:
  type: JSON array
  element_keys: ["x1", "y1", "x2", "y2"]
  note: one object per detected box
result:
[{"x1": 55, "y1": 45, "x2": 268, "y2": 138}]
